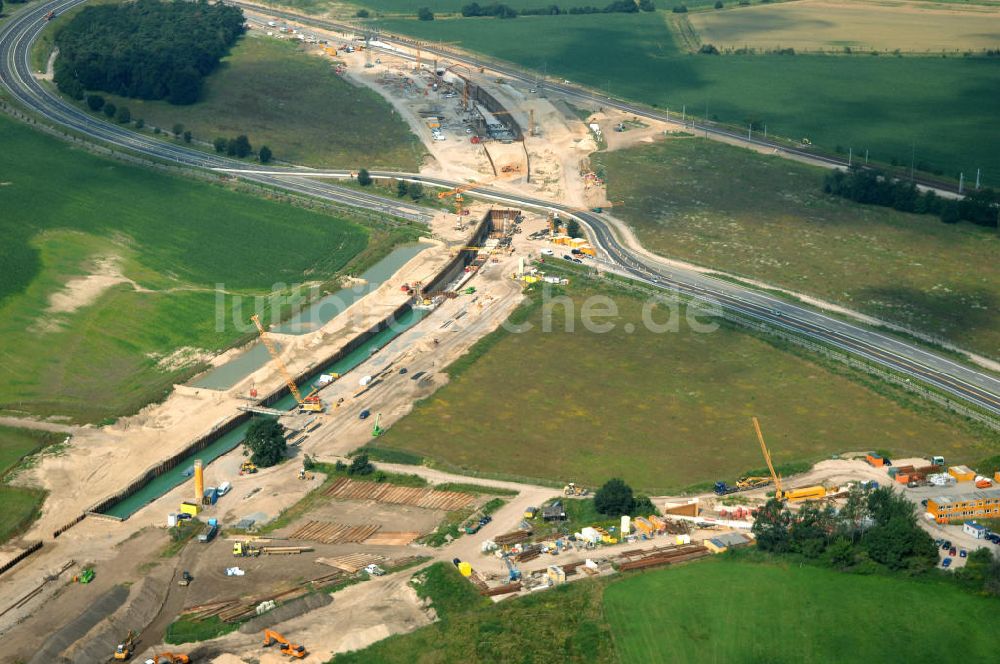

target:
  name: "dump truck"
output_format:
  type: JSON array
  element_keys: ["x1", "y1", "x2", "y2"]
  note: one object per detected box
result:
[{"x1": 198, "y1": 519, "x2": 218, "y2": 543}]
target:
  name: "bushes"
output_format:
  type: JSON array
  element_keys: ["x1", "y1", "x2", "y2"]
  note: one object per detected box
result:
[
  {"x1": 54, "y1": 0, "x2": 245, "y2": 105},
  {"x1": 752, "y1": 487, "x2": 938, "y2": 573}
]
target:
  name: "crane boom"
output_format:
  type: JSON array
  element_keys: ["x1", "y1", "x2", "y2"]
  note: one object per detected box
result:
[
  {"x1": 251, "y1": 314, "x2": 307, "y2": 406},
  {"x1": 753, "y1": 416, "x2": 783, "y2": 497}
]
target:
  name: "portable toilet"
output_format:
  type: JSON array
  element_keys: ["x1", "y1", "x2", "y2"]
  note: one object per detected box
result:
[{"x1": 167, "y1": 513, "x2": 178, "y2": 527}]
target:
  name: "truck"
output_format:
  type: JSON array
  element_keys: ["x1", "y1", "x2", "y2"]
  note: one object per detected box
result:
[{"x1": 198, "y1": 519, "x2": 218, "y2": 543}]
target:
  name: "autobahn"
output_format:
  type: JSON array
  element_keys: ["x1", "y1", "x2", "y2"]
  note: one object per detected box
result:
[
  {"x1": 2, "y1": 0, "x2": 999, "y2": 419},
  {"x1": 230, "y1": 0, "x2": 968, "y2": 196}
]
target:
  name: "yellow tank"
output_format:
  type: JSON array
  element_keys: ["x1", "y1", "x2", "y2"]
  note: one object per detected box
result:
[{"x1": 194, "y1": 459, "x2": 204, "y2": 505}]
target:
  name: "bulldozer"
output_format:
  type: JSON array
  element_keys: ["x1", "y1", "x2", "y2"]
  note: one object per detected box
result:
[
  {"x1": 145, "y1": 654, "x2": 190, "y2": 664},
  {"x1": 114, "y1": 630, "x2": 137, "y2": 660},
  {"x1": 233, "y1": 541, "x2": 261, "y2": 557},
  {"x1": 563, "y1": 483, "x2": 588, "y2": 497},
  {"x1": 240, "y1": 460, "x2": 258, "y2": 475},
  {"x1": 262, "y1": 629, "x2": 307, "y2": 659}
]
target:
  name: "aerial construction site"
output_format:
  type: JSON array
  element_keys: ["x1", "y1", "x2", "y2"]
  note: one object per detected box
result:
[{"x1": 2, "y1": 1, "x2": 999, "y2": 663}]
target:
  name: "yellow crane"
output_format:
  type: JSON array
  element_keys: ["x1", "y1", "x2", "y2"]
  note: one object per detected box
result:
[
  {"x1": 250, "y1": 315, "x2": 323, "y2": 413},
  {"x1": 437, "y1": 172, "x2": 519, "y2": 216},
  {"x1": 753, "y1": 417, "x2": 829, "y2": 502}
]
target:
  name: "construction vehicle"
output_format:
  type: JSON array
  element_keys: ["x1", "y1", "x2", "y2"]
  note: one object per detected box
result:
[
  {"x1": 262, "y1": 629, "x2": 307, "y2": 659},
  {"x1": 74, "y1": 568, "x2": 95, "y2": 584},
  {"x1": 523, "y1": 506, "x2": 538, "y2": 519},
  {"x1": 753, "y1": 417, "x2": 828, "y2": 502},
  {"x1": 240, "y1": 460, "x2": 258, "y2": 475},
  {"x1": 563, "y1": 483, "x2": 589, "y2": 497},
  {"x1": 371, "y1": 413, "x2": 384, "y2": 437},
  {"x1": 114, "y1": 630, "x2": 137, "y2": 660},
  {"x1": 250, "y1": 314, "x2": 323, "y2": 413},
  {"x1": 178, "y1": 570, "x2": 192, "y2": 587},
  {"x1": 501, "y1": 553, "x2": 522, "y2": 583},
  {"x1": 145, "y1": 654, "x2": 190, "y2": 664},
  {"x1": 713, "y1": 476, "x2": 772, "y2": 496},
  {"x1": 233, "y1": 541, "x2": 261, "y2": 557}
]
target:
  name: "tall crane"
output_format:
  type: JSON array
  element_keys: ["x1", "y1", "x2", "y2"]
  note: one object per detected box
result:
[
  {"x1": 250, "y1": 315, "x2": 323, "y2": 413},
  {"x1": 753, "y1": 416, "x2": 783, "y2": 498},
  {"x1": 437, "y1": 173, "x2": 517, "y2": 215}
]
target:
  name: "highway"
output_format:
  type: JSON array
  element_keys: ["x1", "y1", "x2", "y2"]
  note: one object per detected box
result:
[
  {"x1": 2, "y1": 0, "x2": 999, "y2": 419},
  {"x1": 230, "y1": 0, "x2": 966, "y2": 195}
]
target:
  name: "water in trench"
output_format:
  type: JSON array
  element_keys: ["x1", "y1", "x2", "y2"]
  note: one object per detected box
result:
[{"x1": 189, "y1": 242, "x2": 429, "y2": 390}]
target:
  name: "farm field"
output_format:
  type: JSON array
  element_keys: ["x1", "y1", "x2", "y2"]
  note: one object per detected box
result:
[
  {"x1": 374, "y1": 275, "x2": 997, "y2": 494},
  {"x1": 85, "y1": 35, "x2": 425, "y2": 170},
  {"x1": 378, "y1": 13, "x2": 1000, "y2": 180},
  {"x1": 604, "y1": 559, "x2": 1000, "y2": 663},
  {"x1": 0, "y1": 115, "x2": 373, "y2": 423},
  {"x1": 688, "y1": 0, "x2": 1000, "y2": 53},
  {"x1": 595, "y1": 137, "x2": 1000, "y2": 359},
  {"x1": 0, "y1": 426, "x2": 62, "y2": 543}
]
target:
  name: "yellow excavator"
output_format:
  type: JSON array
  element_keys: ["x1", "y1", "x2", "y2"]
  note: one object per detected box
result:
[
  {"x1": 113, "y1": 630, "x2": 136, "y2": 660},
  {"x1": 250, "y1": 314, "x2": 323, "y2": 413},
  {"x1": 149, "y1": 654, "x2": 190, "y2": 664},
  {"x1": 262, "y1": 629, "x2": 307, "y2": 659}
]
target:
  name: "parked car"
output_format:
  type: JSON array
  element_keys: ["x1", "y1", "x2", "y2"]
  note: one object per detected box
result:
[
  {"x1": 941, "y1": 541, "x2": 952, "y2": 550},
  {"x1": 563, "y1": 254, "x2": 573, "y2": 261},
  {"x1": 960, "y1": 549, "x2": 968, "y2": 558},
  {"x1": 399, "y1": 367, "x2": 408, "y2": 375},
  {"x1": 541, "y1": 248, "x2": 554, "y2": 256},
  {"x1": 942, "y1": 557, "x2": 952, "y2": 568},
  {"x1": 359, "y1": 409, "x2": 371, "y2": 420},
  {"x1": 950, "y1": 547, "x2": 957, "y2": 556}
]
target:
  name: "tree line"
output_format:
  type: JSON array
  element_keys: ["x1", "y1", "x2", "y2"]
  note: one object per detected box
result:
[
  {"x1": 460, "y1": 0, "x2": 654, "y2": 18},
  {"x1": 824, "y1": 167, "x2": 999, "y2": 228},
  {"x1": 54, "y1": 0, "x2": 245, "y2": 105},
  {"x1": 752, "y1": 487, "x2": 1000, "y2": 597}
]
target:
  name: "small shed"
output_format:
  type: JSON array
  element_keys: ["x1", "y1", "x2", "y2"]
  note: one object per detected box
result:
[
  {"x1": 964, "y1": 521, "x2": 987, "y2": 539},
  {"x1": 704, "y1": 531, "x2": 752, "y2": 554}
]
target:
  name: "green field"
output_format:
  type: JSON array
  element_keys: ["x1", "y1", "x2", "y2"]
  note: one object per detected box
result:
[
  {"x1": 335, "y1": 562, "x2": 615, "y2": 664},
  {"x1": 77, "y1": 35, "x2": 424, "y2": 170},
  {"x1": 605, "y1": 559, "x2": 1000, "y2": 663},
  {"x1": 374, "y1": 275, "x2": 997, "y2": 493},
  {"x1": 378, "y1": 13, "x2": 1000, "y2": 180},
  {"x1": 595, "y1": 137, "x2": 1000, "y2": 359},
  {"x1": 335, "y1": 558, "x2": 1000, "y2": 663},
  {"x1": 0, "y1": 426, "x2": 62, "y2": 542},
  {"x1": 0, "y1": 115, "x2": 373, "y2": 422}
]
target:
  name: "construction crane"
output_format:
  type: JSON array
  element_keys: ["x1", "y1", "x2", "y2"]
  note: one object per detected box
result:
[
  {"x1": 250, "y1": 315, "x2": 323, "y2": 413},
  {"x1": 149, "y1": 654, "x2": 190, "y2": 664},
  {"x1": 437, "y1": 173, "x2": 515, "y2": 215},
  {"x1": 753, "y1": 417, "x2": 829, "y2": 502},
  {"x1": 113, "y1": 630, "x2": 137, "y2": 660},
  {"x1": 262, "y1": 629, "x2": 307, "y2": 659}
]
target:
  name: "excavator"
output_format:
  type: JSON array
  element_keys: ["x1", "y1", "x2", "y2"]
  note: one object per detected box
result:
[
  {"x1": 262, "y1": 629, "x2": 307, "y2": 659},
  {"x1": 145, "y1": 654, "x2": 190, "y2": 664},
  {"x1": 114, "y1": 630, "x2": 137, "y2": 660},
  {"x1": 250, "y1": 314, "x2": 323, "y2": 413}
]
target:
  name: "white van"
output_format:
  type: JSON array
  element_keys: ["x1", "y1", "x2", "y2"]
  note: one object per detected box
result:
[{"x1": 217, "y1": 481, "x2": 232, "y2": 497}]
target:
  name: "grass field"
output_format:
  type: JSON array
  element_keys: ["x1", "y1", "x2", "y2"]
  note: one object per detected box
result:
[
  {"x1": 335, "y1": 562, "x2": 615, "y2": 663},
  {"x1": 89, "y1": 36, "x2": 424, "y2": 170},
  {"x1": 0, "y1": 426, "x2": 62, "y2": 543},
  {"x1": 378, "y1": 13, "x2": 1000, "y2": 180},
  {"x1": 595, "y1": 137, "x2": 1000, "y2": 359},
  {"x1": 374, "y1": 275, "x2": 997, "y2": 493},
  {"x1": 688, "y1": 1, "x2": 1000, "y2": 52},
  {"x1": 0, "y1": 115, "x2": 374, "y2": 423},
  {"x1": 604, "y1": 559, "x2": 1000, "y2": 662}
]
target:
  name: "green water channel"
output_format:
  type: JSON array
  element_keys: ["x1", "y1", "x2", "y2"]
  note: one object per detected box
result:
[
  {"x1": 190, "y1": 242, "x2": 429, "y2": 390},
  {"x1": 101, "y1": 307, "x2": 429, "y2": 519}
]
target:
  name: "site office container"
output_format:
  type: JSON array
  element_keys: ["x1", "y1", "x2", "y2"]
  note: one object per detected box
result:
[
  {"x1": 948, "y1": 466, "x2": 976, "y2": 482},
  {"x1": 866, "y1": 453, "x2": 885, "y2": 467}
]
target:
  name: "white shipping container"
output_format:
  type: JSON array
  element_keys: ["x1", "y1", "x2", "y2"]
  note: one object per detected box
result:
[{"x1": 167, "y1": 513, "x2": 177, "y2": 527}]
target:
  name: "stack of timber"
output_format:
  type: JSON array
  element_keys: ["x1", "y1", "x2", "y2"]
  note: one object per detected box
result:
[
  {"x1": 324, "y1": 478, "x2": 474, "y2": 511},
  {"x1": 617, "y1": 544, "x2": 709, "y2": 571},
  {"x1": 289, "y1": 521, "x2": 381, "y2": 544}
]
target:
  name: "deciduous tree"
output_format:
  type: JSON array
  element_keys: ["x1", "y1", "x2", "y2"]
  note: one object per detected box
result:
[{"x1": 244, "y1": 418, "x2": 286, "y2": 467}]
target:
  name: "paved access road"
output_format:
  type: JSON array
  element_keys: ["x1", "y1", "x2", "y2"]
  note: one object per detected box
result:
[{"x1": 3, "y1": 0, "x2": 999, "y2": 418}]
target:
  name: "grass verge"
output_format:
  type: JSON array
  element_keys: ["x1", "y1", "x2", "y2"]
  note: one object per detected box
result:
[{"x1": 164, "y1": 614, "x2": 237, "y2": 645}]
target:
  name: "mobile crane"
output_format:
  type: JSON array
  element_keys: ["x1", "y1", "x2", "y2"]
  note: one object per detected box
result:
[
  {"x1": 262, "y1": 629, "x2": 307, "y2": 659},
  {"x1": 753, "y1": 417, "x2": 828, "y2": 502},
  {"x1": 250, "y1": 314, "x2": 323, "y2": 413}
]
